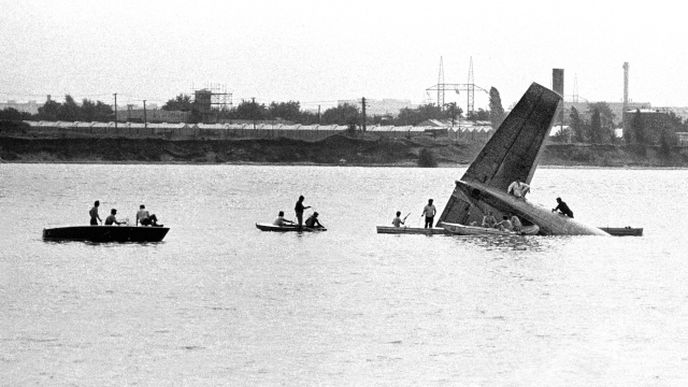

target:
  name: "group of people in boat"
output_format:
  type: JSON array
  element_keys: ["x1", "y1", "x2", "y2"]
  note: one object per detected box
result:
[
  {"x1": 391, "y1": 198, "x2": 437, "y2": 229},
  {"x1": 272, "y1": 195, "x2": 325, "y2": 229},
  {"x1": 389, "y1": 178, "x2": 575, "y2": 231},
  {"x1": 89, "y1": 200, "x2": 162, "y2": 227}
]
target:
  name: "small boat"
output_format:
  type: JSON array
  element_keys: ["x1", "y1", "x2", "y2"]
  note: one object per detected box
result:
[
  {"x1": 598, "y1": 227, "x2": 643, "y2": 236},
  {"x1": 255, "y1": 223, "x2": 327, "y2": 232},
  {"x1": 440, "y1": 222, "x2": 540, "y2": 236},
  {"x1": 43, "y1": 225, "x2": 169, "y2": 242},
  {"x1": 376, "y1": 226, "x2": 447, "y2": 235}
]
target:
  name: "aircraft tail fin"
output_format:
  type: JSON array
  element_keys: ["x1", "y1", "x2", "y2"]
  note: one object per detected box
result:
[{"x1": 437, "y1": 82, "x2": 561, "y2": 225}]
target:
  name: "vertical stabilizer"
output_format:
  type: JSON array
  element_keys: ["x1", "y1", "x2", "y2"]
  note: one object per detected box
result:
[{"x1": 438, "y1": 82, "x2": 561, "y2": 225}]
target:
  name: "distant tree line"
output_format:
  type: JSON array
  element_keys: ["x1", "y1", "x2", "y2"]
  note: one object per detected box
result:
[
  {"x1": 551, "y1": 102, "x2": 686, "y2": 149},
  {"x1": 2, "y1": 87, "x2": 510, "y2": 128},
  {"x1": 0, "y1": 95, "x2": 113, "y2": 122}
]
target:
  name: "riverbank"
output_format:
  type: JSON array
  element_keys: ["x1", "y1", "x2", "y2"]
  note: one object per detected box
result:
[{"x1": 2, "y1": 135, "x2": 688, "y2": 167}]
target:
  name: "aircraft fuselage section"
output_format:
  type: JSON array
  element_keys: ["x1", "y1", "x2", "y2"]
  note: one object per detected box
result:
[{"x1": 455, "y1": 180, "x2": 609, "y2": 236}]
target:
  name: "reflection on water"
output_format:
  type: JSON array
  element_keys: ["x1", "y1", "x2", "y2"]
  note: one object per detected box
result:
[{"x1": 2, "y1": 164, "x2": 688, "y2": 385}]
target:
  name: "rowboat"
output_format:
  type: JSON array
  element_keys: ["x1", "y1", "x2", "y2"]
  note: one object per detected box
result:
[
  {"x1": 598, "y1": 227, "x2": 643, "y2": 236},
  {"x1": 43, "y1": 225, "x2": 169, "y2": 242},
  {"x1": 440, "y1": 222, "x2": 540, "y2": 236},
  {"x1": 255, "y1": 223, "x2": 327, "y2": 232},
  {"x1": 376, "y1": 226, "x2": 447, "y2": 235}
]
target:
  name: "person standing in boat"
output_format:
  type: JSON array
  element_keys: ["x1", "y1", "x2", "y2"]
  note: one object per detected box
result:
[
  {"x1": 89, "y1": 200, "x2": 102, "y2": 225},
  {"x1": 507, "y1": 178, "x2": 530, "y2": 199},
  {"x1": 294, "y1": 195, "x2": 311, "y2": 228},
  {"x1": 104, "y1": 209, "x2": 126, "y2": 226},
  {"x1": 421, "y1": 199, "x2": 436, "y2": 228},
  {"x1": 136, "y1": 204, "x2": 160, "y2": 226},
  {"x1": 273, "y1": 211, "x2": 295, "y2": 227},
  {"x1": 552, "y1": 197, "x2": 574, "y2": 218}
]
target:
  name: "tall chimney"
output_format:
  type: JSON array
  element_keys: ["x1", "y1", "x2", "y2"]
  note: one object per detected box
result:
[
  {"x1": 552, "y1": 68, "x2": 565, "y2": 128},
  {"x1": 623, "y1": 62, "x2": 629, "y2": 127},
  {"x1": 623, "y1": 62, "x2": 629, "y2": 106}
]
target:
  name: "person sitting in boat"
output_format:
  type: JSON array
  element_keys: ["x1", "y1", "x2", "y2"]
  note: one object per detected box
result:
[
  {"x1": 89, "y1": 200, "x2": 102, "y2": 225},
  {"x1": 496, "y1": 215, "x2": 514, "y2": 232},
  {"x1": 392, "y1": 211, "x2": 405, "y2": 228},
  {"x1": 273, "y1": 211, "x2": 295, "y2": 227},
  {"x1": 507, "y1": 179, "x2": 530, "y2": 199},
  {"x1": 104, "y1": 209, "x2": 126, "y2": 226},
  {"x1": 481, "y1": 211, "x2": 497, "y2": 228},
  {"x1": 552, "y1": 197, "x2": 574, "y2": 218},
  {"x1": 510, "y1": 215, "x2": 523, "y2": 232},
  {"x1": 136, "y1": 204, "x2": 161, "y2": 226},
  {"x1": 305, "y1": 212, "x2": 324, "y2": 229}
]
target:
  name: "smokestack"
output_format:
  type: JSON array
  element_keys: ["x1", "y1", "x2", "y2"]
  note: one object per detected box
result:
[
  {"x1": 552, "y1": 68, "x2": 565, "y2": 128},
  {"x1": 623, "y1": 62, "x2": 629, "y2": 126},
  {"x1": 623, "y1": 62, "x2": 629, "y2": 106}
]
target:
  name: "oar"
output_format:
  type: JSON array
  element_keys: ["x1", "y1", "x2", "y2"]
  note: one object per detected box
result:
[{"x1": 402, "y1": 212, "x2": 411, "y2": 226}]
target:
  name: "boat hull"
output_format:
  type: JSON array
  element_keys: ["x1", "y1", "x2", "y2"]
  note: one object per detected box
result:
[
  {"x1": 43, "y1": 225, "x2": 169, "y2": 242},
  {"x1": 256, "y1": 223, "x2": 326, "y2": 232},
  {"x1": 599, "y1": 227, "x2": 643, "y2": 236},
  {"x1": 376, "y1": 226, "x2": 446, "y2": 235},
  {"x1": 441, "y1": 222, "x2": 539, "y2": 236}
]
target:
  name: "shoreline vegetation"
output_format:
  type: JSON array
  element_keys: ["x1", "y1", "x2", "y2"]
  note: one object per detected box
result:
[{"x1": 3, "y1": 134, "x2": 688, "y2": 168}]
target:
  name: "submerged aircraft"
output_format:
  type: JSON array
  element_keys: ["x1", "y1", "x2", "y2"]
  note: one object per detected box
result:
[{"x1": 437, "y1": 82, "x2": 608, "y2": 236}]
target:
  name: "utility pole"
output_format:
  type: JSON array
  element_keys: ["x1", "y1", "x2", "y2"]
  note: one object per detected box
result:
[
  {"x1": 143, "y1": 100, "x2": 147, "y2": 129},
  {"x1": 317, "y1": 105, "x2": 321, "y2": 124},
  {"x1": 361, "y1": 97, "x2": 367, "y2": 132},
  {"x1": 113, "y1": 93, "x2": 118, "y2": 129}
]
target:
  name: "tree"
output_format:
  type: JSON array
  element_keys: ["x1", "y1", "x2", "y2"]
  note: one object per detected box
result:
[
  {"x1": 321, "y1": 103, "x2": 359, "y2": 126},
  {"x1": 56, "y1": 95, "x2": 80, "y2": 121},
  {"x1": 488, "y1": 87, "x2": 506, "y2": 129},
  {"x1": 93, "y1": 101, "x2": 113, "y2": 122},
  {"x1": 631, "y1": 109, "x2": 646, "y2": 145},
  {"x1": 589, "y1": 109, "x2": 602, "y2": 144},
  {"x1": 38, "y1": 97, "x2": 60, "y2": 121},
  {"x1": 0, "y1": 107, "x2": 31, "y2": 121},
  {"x1": 394, "y1": 104, "x2": 443, "y2": 126},
  {"x1": 162, "y1": 94, "x2": 194, "y2": 111},
  {"x1": 267, "y1": 101, "x2": 301, "y2": 122},
  {"x1": 80, "y1": 98, "x2": 98, "y2": 121},
  {"x1": 659, "y1": 127, "x2": 677, "y2": 157},
  {"x1": 443, "y1": 102, "x2": 462, "y2": 126},
  {"x1": 469, "y1": 108, "x2": 489, "y2": 121},
  {"x1": 235, "y1": 99, "x2": 267, "y2": 121},
  {"x1": 569, "y1": 106, "x2": 586, "y2": 142},
  {"x1": 587, "y1": 102, "x2": 615, "y2": 128}
]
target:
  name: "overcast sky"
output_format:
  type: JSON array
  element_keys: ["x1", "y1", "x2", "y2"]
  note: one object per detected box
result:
[{"x1": 2, "y1": 0, "x2": 687, "y2": 110}]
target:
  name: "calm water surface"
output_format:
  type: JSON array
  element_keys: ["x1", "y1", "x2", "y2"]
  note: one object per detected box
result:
[{"x1": 1, "y1": 164, "x2": 688, "y2": 385}]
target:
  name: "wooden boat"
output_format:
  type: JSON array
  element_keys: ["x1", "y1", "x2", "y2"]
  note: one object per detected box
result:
[
  {"x1": 440, "y1": 222, "x2": 540, "y2": 236},
  {"x1": 376, "y1": 226, "x2": 447, "y2": 235},
  {"x1": 255, "y1": 223, "x2": 326, "y2": 232},
  {"x1": 598, "y1": 227, "x2": 643, "y2": 236},
  {"x1": 43, "y1": 225, "x2": 169, "y2": 242}
]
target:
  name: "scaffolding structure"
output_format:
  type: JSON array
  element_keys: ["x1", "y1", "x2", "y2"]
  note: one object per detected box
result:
[{"x1": 192, "y1": 83, "x2": 233, "y2": 111}]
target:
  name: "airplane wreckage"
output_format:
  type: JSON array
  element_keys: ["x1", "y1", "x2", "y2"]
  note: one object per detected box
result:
[
  {"x1": 436, "y1": 82, "x2": 609, "y2": 236},
  {"x1": 377, "y1": 82, "x2": 641, "y2": 236}
]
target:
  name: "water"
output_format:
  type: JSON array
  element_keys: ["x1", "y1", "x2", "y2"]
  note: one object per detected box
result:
[{"x1": 2, "y1": 164, "x2": 688, "y2": 385}]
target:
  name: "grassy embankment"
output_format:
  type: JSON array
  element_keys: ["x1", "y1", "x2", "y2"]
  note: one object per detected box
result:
[{"x1": 2, "y1": 122, "x2": 688, "y2": 167}]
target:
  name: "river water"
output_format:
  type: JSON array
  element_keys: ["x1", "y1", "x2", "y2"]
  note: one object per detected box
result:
[{"x1": 1, "y1": 164, "x2": 688, "y2": 385}]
